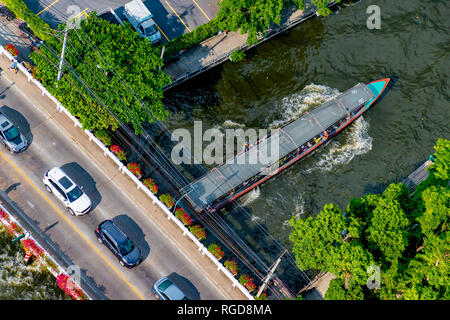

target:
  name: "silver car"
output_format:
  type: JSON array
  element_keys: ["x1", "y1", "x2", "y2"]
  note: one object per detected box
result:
[
  {"x1": 0, "y1": 112, "x2": 28, "y2": 153},
  {"x1": 152, "y1": 277, "x2": 189, "y2": 300}
]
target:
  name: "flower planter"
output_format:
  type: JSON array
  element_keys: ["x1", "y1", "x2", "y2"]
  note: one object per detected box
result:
[
  {"x1": 143, "y1": 178, "x2": 158, "y2": 195},
  {"x1": 189, "y1": 224, "x2": 206, "y2": 241},
  {"x1": 174, "y1": 207, "x2": 192, "y2": 226},
  {"x1": 159, "y1": 194, "x2": 175, "y2": 209},
  {"x1": 239, "y1": 274, "x2": 256, "y2": 293},
  {"x1": 207, "y1": 243, "x2": 224, "y2": 260},
  {"x1": 110, "y1": 145, "x2": 127, "y2": 162},
  {"x1": 127, "y1": 162, "x2": 141, "y2": 179},
  {"x1": 224, "y1": 259, "x2": 239, "y2": 276}
]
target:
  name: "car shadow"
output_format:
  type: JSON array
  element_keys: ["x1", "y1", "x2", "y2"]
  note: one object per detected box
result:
[
  {"x1": 112, "y1": 214, "x2": 150, "y2": 263},
  {"x1": 168, "y1": 272, "x2": 201, "y2": 300},
  {"x1": 59, "y1": 162, "x2": 102, "y2": 211},
  {"x1": 0, "y1": 105, "x2": 33, "y2": 144}
]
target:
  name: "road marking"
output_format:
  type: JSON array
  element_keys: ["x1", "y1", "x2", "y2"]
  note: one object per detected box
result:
[
  {"x1": 154, "y1": 22, "x2": 170, "y2": 42},
  {"x1": 0, "y1": 150, "x2": 145, "y2": 300},
  {"x1": 73, "y1": 7, "x2": 89, "y2": 20},
  {"x1": 165, "y1": 1, "x2": 192, "y2": 32},
  {"x1": 192, "y1": 0, "x2": 210, "y2": 21},
  {"x1": 36, "y1": 0, "x2": 61, "y2": 16}
]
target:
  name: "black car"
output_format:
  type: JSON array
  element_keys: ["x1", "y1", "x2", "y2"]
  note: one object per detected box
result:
[{"x1": 95, "y1": 220, "x2": 142, "y2": 268}]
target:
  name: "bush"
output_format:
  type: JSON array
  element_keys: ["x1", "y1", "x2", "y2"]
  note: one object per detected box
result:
[
  {"x1": 127, "y1": 163, "x2": 142, "y2": 178},
  {"x1": 143, "y1": 178, "x2": 158, "y2": 195},
  {"x1": 174, "y1": 207, "x2": 192, "y2": 226},
  {"x1": 2, "y1": 0, "x2": 53, "y2": 41},
  {"x1": 207, "y1": 243, "x2": 224, "y2": 260},
  {"x1": 159, "y1": 194, "x2": 175, "y2": 209},
  {"x1": 94, "y1": 129, "x2": 112, "y2": 146},
  {"x1": 229, "y1": 49, "x2": 245, "y2": 62},
  {"x1": 163, "y1": 19, "x2": 221, "y2": 57},
  {"x1": 189, "y1": 224, "x2": 206, "y2": 241},
  {"x1": 224, "y1": 259, "x2": 239, "y2": 276},
  {"x1": 238, "y1": 274, "x2": 256, "y2": 292}
]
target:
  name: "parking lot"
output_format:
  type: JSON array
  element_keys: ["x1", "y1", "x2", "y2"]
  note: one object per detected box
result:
[{"x1": 22, "y1": 0, "x2": 220, "y2": 42}]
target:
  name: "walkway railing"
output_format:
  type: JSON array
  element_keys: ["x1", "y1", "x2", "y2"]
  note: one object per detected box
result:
[{"x1": 0, "y1": 45, "x2": 254, "y2": 300}]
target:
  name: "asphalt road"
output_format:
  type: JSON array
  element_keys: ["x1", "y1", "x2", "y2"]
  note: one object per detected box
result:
[
  {"x1": 22, "y1": 0, "x2": 220, "y2": 42},
  {"x1": 0, "y1": 71, "x2": 227, "y2": 300}
]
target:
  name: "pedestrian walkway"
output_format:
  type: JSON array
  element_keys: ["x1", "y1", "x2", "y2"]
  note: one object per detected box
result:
[
  {"x1": 0, "y1": 16, "x2": 249, "y2": 300},
  {"x1": 163, "y1": 1, "x2": 319, "y2": 90}
]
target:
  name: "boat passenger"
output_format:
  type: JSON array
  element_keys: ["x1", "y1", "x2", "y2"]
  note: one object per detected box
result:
[
  {"x1": 314, "y1": 136, "x2": 321, "y2": 144},
  {"x1": 321, "y1": 130, "x2": 329, "y2": 140},
  {"x1": 243, "y1": 140, "x2": 249, "y2": 152}
]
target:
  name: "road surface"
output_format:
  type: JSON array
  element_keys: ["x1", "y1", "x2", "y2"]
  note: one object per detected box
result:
[{"x1": 0, "y1": 70, "x2": 227, "y2": 300}]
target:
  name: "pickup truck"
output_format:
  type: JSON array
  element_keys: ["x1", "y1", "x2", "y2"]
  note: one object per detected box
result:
[{"x1": 124, "y1": 0, "x2": 162, "y2": 45}]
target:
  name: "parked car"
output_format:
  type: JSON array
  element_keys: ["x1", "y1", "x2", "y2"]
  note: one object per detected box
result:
[
  {"x1": 43, "y1": 167, "x2": 92, "y2": 216},
  {"x1": 152, "y1": 277, "x2": 189, "y2": 300},
  {"x1": 124, "y1": 0, "x2": 161, "y2": 45},
  {"x1": 0, "y1": 111, "x2": 28, "y2": 153},
  {"x1": 95, "y1": 220, "x2": 142, "y2": 268}
]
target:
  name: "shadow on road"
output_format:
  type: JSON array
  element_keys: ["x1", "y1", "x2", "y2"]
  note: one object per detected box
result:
[
  {"x1": 112, "y1": 214, "x2": 150, "y2": 262},
  {"x1": 0, "y1": 104, "x2": 33, "y2": 144},
  {"x1": 168, "y1": 272, "x2": 201, "y2": 300},
  {"x1": 60, "y1": 162, "x2": 102, "y2": 210}
]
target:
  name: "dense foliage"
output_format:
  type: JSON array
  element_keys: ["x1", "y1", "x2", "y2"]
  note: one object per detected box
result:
[
  {"x1": 2, "y1": 0, "x2": 54, "y2": 41},
  {"x1": 290, "y1": 139, "x2": 449, "y2": 300},
  {"x1": 30, "y1": 13, "x2": 170, "y2": 136}
]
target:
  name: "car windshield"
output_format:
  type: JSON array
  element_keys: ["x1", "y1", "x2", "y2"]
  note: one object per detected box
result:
[
  {"x1": 118, "y1": 239, "x2": 135, "y2": 256},
  {"x1": 4, "y1": 126, "x2": 20, "y2": 141},
  {"x1": 158, "y1": 279, "x2": 173, "y2": 291},
  {"x1": 144, "y1": 24, "x2": 157, "y2": 36},
  {"x1": 67, "y1": 186, "x2": 83, "y2": 202}
]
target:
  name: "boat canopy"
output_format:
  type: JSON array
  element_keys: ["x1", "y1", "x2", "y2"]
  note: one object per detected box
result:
[{"x1": 183, "y1": 83, "x2": 375, "y2": 211}]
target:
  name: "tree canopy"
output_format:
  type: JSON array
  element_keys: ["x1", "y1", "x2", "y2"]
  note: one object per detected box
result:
[
  {"x1": 30, "y1": 13, "x2": 170, "y2": 137},
  {"x1": 290, "y1": 138, "x2": 450, "y2": 300}
]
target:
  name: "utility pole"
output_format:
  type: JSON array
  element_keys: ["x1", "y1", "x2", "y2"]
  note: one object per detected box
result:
[
  {"x1": 256, "y1": 249, "x2": 287, "y2": 298},
  {"x1": 57, "y1": 27, "x2": 69, "y2": 81}
]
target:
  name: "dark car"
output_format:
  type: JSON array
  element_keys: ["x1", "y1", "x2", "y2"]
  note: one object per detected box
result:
[
  {"x1": 0, "y1": 111, "x2": 28, "y2": 153},
  {"x1": 95, "y1": 220, "x2": 142, "y2": 268}
]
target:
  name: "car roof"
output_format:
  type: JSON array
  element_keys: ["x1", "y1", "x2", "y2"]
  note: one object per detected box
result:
[
  {"x1": 48, "y1": 167, "x2": 77, "y2": 191},
  {"x1": 101, "y1": 220, "x2": 128, "y2": 244},
  {"x1": 0, "y1": 114, "x2": 13, "y2": 131}
]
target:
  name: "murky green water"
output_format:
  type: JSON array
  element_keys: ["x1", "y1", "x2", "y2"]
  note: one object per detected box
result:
[
  {"x1": 163, "y1": 0, "x2": 450, "y2": 249},
  {"x1": 0, "y1": 228, "x2": 67, "y2": 300}
]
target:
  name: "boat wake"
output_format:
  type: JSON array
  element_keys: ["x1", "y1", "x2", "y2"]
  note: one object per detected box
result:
[
  {"x1": 304, "y1": 117, "x2": 373, "y2": 173},
  {"x1": 241, "y1": 186, "x2": 261, "y2": 207},
  {"x1": 270, "y1": 84, "x2": 341, "y2": 129}
]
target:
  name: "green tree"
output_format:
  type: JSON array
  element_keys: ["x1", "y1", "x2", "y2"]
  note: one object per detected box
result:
[
  {"x1": 216, "y1": 0, "x2": 284, "y2": 44},
  {"x1": 366, "y1": 198, "x2": 410, "y2": 263},
  {"x1": 31, "y1": 13, "x2": 170, "y2": 135},
  {"x1": 325, "y1": 278, "x2": 364, "y2": 300},
  {"x1": 428, "y1": 138, "x2": 450, "y2": 181}
]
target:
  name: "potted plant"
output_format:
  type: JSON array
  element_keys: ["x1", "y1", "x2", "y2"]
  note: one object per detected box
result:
[
  {"x1": 127, "y1": 162, "x2": 141, "y2": 179},
  {"x1": 239, "y1": 274, "x2": 256, "y2": 292},
  {"x1": 224, "y1": 259, "x2": 239, "y2": 276},
  {"x1": 5, "y1": 44, "x2": 18, "y2": 57},
  {"x1": 159, "y1": 194, "x2": 175, "y2": 209},
  {"x1": 189, "y1": 224, "x2": 206, "y2": 241},
  {"x1": 143, "y1": 178, "x2": 158, "y2": 195},
  {"x1": 254, "y1": 292, "x2": 268, "y2": 300},
  {"x1": 207, "y1": 243, "x2": 224, "y2": 260},
  {"x1": 174, "y1": 207, "x2": 192, "y2": 226},
  {"x1": 111, "y1": 145, "x2": 127, "y2": 161}
]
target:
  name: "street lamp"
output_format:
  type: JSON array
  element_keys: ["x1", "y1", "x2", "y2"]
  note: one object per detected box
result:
[{"x1": 172, "y1": 185, "x2": 195, "y2": 213}]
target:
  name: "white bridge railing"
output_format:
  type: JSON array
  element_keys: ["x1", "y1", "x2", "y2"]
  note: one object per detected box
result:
[{"x1": 0, "y1": 46, "x2": 254, "y2": 300}]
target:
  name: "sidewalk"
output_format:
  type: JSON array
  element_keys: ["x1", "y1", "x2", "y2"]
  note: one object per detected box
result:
[
  {"x1": 0, "y1": 21, "x2": 248, "y2": 300},
  {"x1": 163, "y1": 1, "x2": 317, "y2": 90}
]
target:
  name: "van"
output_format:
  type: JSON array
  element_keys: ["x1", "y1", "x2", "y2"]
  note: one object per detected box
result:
[{"x1": 124, "y1": 0, "x2": 162, "y2": 45}]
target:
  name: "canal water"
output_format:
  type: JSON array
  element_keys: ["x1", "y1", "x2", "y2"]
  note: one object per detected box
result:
[
  {"x1": 163, "y1": 0, "x2": 449, "y2": 251},
  {"x1": 0, "y1": 228, "x2": 67, "y2": 300}
]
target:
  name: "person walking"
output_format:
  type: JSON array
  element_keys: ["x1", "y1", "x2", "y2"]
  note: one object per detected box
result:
[{"x1": 10, "y1": 60, "x2": 18, "y2": 73}]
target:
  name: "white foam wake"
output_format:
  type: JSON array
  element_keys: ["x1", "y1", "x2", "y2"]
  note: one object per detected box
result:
[{"x1": 304, "y1": 117, "x2": 373, "y2": 173}]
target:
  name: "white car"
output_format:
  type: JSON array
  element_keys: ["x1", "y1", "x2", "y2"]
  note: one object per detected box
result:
[{"x1": 43, "y1": 167, "x2": 92, "y2": 216}]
